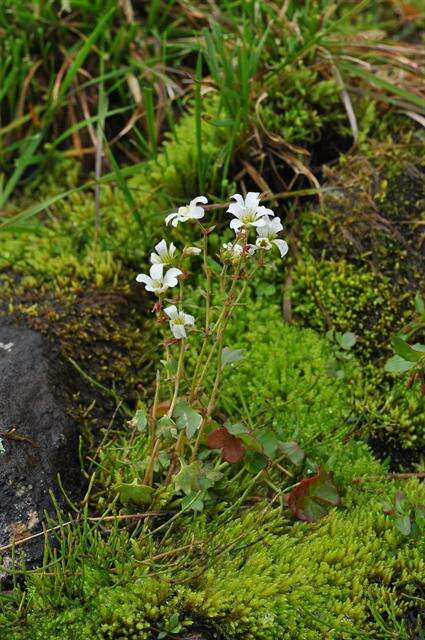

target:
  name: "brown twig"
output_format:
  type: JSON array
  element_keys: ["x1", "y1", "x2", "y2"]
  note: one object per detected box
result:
[
  {"x1": 353, "y1": 472, "x2": 425, "y2": 483},
  {"x1": 0, "y1": 512, "x2": 165, "y2": 555}
]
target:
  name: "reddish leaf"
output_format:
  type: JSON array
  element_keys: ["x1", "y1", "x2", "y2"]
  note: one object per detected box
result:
[
  {"x1": 286, "y1": 467, "x2": 340, "y2": 522},
  {"x1": 206, "y1": 427, "x2": 228, "y2": 449},
  {"x1": 206, "y1": 427, "x2": 245, "y2": 464}
]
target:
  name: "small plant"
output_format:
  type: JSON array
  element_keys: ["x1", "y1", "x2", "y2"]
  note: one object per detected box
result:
[
  {"x1": 383, "y1": 491, "x2": 425, "y2": 539},
  {"x1": 385, "y1": 292, "x2": 425, "y2": 393},
  {"x1": 127, "y1": 191, "x2": 291, "y2": 512}
]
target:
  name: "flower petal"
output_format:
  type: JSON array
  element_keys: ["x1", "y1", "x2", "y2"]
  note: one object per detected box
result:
[
  {"x1": 230, "y1": 218, "x2": 243, "y2": 230},
  {"x1": 189, "y1": 207, "x2": 205, "y2": 219},
  {"x1": 230, "y1": 193, "x2": 244, "y2": 206},
  {"x1": 273, "y1": 239, "x2": 289, "y2": 257},
  {"x1": 227, "y1": 202, "x2": 244, "y2": 216},
  {"x1": 155, "y1": 239, "x2": 167, "y2": 256},
  {"x1": 163, "y1": 268, "x2": 182, "y2": 287},
  {"x1": 171, "y1": 323, "x2": 186, "y2": 339},
  {"x1": 164, "y1": 305, "x2": 178, "y2": 319},
  {"x1": 183, "y1": 313, "x2": 195, "y2": 326},
  {"x1": 270, "y1": 216, "x2": 283, "y2": 233},
  {"x1": 190, "y1": 196, "x2": 208, "y2": 206},
  {"x1": 136, "y1": 274, "x2": 151, "y2": 285},
  {"x1": 245, "y1": 192, "x2": 261, "y2": 209},
  {"x1": 165, "y1": 213, "x2": 177, "y2": 225},
  {"x1": 257, "y1": 205, "x2": 274, "y2": 218},
  {"x1": 150, "y1": 263, "x2": 164, "y2": 279},
  {"x1": 245, "y1": 191, "x2": 260, "y2": 209},
  {"x1": 166, "y1": 268, "x2": 182, "y2": 279}
]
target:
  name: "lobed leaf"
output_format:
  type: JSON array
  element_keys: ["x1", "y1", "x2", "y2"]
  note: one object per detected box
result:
[{"x1": 286, "y1": 467, "x2": 340, "y2": 522}]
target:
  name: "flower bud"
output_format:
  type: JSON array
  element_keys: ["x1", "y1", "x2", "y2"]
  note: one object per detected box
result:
[{"x1": 183, "y1": 246, "x2": 202, "y2": 257}]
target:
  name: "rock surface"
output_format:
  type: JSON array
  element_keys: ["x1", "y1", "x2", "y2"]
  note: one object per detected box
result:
[{"x1": 0, "y1": 320, "x2": 79, "y2": 570}]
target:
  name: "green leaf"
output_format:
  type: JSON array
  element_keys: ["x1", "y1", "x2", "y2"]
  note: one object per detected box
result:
[
  {"x1": 415, "y1": 292, "x2": 425, "y2": 317},
  {"x1": 157, "y1": 416, "x2": 176, "y2": 432},
  {"x1": 173, "y1": 401, "x2": 202, "y2": 438},
  {"x1": 392, "y1": 335, "x2": 422, "y2": 363},
  {"x1": 173, "y1": 460, "x2": 202, "y2": 495},
  {"x1": 394, "y1": 491, "x2": 407, "y2": 514},
  {"x1": 336, "y1": 331, "x2": 357, "y2": 351},
  {"x1": 257, "y1": 430, "x2": 280, "y2": 457},
  {"x1": 414, "y1": 505, "x2": 425, "y2": 526},
  {"x1": 395, "y1": 514, "x2": 412, "y2": 536},
  {"x1": 244, "y1": 450, "x2": 268, "y2": 474},
  {"x1": 279, "y1": 441, "x2": 305, "y2": 466},
  {"x1": 129, "y1": 409, "x2": 148, "y2": 433},
  {"x1": 118, "y1": 483, "x2": 154, "y2": 507},
  {"x1": 226, "y1": 422, "x2": 249, "y2": 435},
  {"x1": 221, "y1": 347, "x2": 244, "y2": 367},
  {"x1": 384, "y1": 355, "x2": 415, "y2": 374},
  {"x1": 238, "y1": 432, "x2": 263, "y2": 453},
  {"x1": 181, "y1": 492, "x2": 204, "y2": 512},
  {"x1": 199, "y1": 468, "x2": 222, "y2": 490},
  {"x1": 339, "y1": 61, "x2": 425, "y2": 111},
  {"x1": 59, "y1": 7, "x2": 116, "y2": 99}
]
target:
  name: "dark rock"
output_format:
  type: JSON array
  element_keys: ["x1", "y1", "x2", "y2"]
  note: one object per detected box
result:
[{"x1": 0, "y1": 321, "x2": 80, "y2": 571}]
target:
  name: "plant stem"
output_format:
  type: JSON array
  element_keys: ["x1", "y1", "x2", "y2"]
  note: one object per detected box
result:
[
  {"x1": 150, "y1": 369, "x2": 161, "y2": 440},
  {"x1": 143, "y1": 437, "x2": 160, "y2": 486},
  {"x1": 190, "y1": 278, "x2": 237, "y2": 402},
  {"x1": 167, "y1": 340, "x2": 185, "y2": 418},
  {"x1": 203, "y1": 229, "x2": 211, "y2": 332}
]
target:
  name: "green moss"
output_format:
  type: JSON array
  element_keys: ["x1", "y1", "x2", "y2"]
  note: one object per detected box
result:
[
  {"x1": 288, "y1": 150, "x2": 425, "y2": 456},
  {"x1": 221, "y1": 304, "x2": 381, "y2": 483},
  {"x1": 2, "y1": 480, "x2": 424, "y2": 640},
  {"x1": 258, "y1": 64, "x2": 342, "y2": 145},
  {"x1": 291, "y1": 254, "x2": 404, "y2": 363}
]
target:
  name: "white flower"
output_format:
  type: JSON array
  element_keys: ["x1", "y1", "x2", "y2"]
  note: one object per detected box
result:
[
  {"x1": 150, "y1": 240, "x2": 177, "y2": 265},
  {"x1": 255, "y1": 216, "x2": 288, "y2": 257},
  {"x1": 165, "y1": 196, "x2": 208, "y2": 227},
  {"x1": 222, "y1": 242, "x2": 256, "y2": 258},
  {"x1": 164, "y1": 305, "x2": 195, "y2": 339},
  {"x1": 183, "y1": 246, "x2": 202, "y2": 257},
  {"x1": 227, "y1": 192, "x2": 273, "y2": 231},
  {"x1": 0, "y1": 342, "x2": 13, "y2": 352},
  {"x1": 136, "y1": 264, "x2": 182, "y2": 295}
]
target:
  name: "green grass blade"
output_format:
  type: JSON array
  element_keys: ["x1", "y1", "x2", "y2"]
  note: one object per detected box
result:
[{"x1": 57, "y1": 6, "x2": 116, "y2": 101}]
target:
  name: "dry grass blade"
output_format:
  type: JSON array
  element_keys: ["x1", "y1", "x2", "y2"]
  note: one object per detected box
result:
[{"x1": 399, "y1": 110, "x2": 425, "y2": 127}]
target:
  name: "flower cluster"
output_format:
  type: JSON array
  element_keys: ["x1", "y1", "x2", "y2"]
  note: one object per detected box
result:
[
  {"x1": 136, "y1": 192, "x2": 288, "y2": 339},
  {"x1": 226, "y1": 192, "x2": 288, "y2": 258}
]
